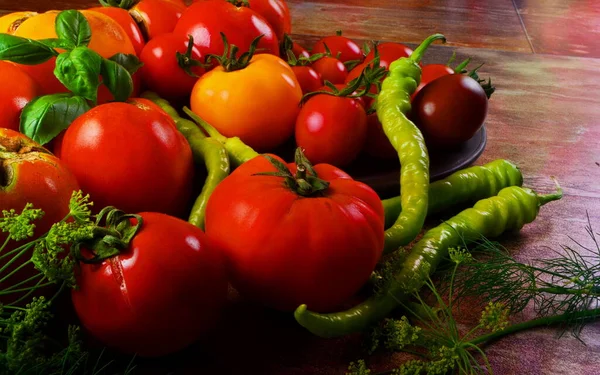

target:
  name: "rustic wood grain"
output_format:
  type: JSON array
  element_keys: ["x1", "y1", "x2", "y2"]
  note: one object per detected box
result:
[{"x1": 1, "y1": 0, "x2": 600, "y2": 374}]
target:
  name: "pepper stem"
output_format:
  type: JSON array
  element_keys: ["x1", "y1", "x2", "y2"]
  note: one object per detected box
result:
[
  {"x1": 538, "y1": 176, "x2": 563, "y2": 206},
  {"x1": 410, "y1": 33, "x2": 446, "y2": 63}
]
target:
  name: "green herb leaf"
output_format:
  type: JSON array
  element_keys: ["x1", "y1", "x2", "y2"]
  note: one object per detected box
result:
[
  {"x1": 100, "y1": 57, "x2": 133, "y2": 102},
  {"x1": 0, "y1": 34, "x2": 58, "y2": 64},
  {"x1": 108, "y1": 52, "x2": 143, "y2": 75},
  {"x1": 54, "y1": 47, "x2": 102, "y2": 102},
  {"x1": 20, "y1": 93, "x2": 91, "y2": 145},
  {"x1": 38, "y1": 38, "x2": 76, "y2": 51},
  {"x1": 55, "y1": 10, "x2": 92, "y2": 47}
]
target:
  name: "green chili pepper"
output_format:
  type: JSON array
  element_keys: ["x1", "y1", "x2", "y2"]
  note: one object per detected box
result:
[
  {"x1": 382, "y1": 159, "x2": 523, "y2": 228},
  {"x1": 182, "y1": 106, "x2": 259, "y2": 168},
  {"x1": 377, "y1": 33, "x2": 446, "y2": 255},
  {"x1": 294, "y1": 181, "x2": 563, "y2": 338},
  {"x1": 141, "y1": 91, "x2": 230, "y2": 230}
]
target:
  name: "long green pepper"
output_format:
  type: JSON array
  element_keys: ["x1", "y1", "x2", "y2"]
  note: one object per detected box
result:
[
  {"x1": 294, "y1": 182, "x2": 563, "y2": 338},
  {"x1": 141, "y1": 92, "x2": 231, "y2": 230},
  {"x1": 377, "y1": 33, "x2": 446, "y2": 254},
  {"x1": 382, "y1": 159, "x2": 523, "y2": 228}
]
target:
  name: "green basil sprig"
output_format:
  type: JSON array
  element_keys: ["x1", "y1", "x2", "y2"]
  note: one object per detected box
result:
[{"x1": 55, "y1": 9, "x2": 92, "y2": 48}]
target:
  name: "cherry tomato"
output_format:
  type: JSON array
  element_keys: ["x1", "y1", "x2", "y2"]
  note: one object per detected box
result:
[
  {"x1": 292, "y1": 41, "x2": 310, "y2": 59},
  {"x1": 311, "y1": 56, "x2": 347, "y2": 84},
  {"x1": 190, "y1": 53, "x2": 301, "y2": 152},
  {"x1": 295, "y1": 93, "x2": 367, "y2": 167},
  {"x1": 89, "y1": 6, "x2": 145, "y2": 56},
  {"x1": 58, "y1": 99, "x2": 194, "y2": 217},
  {"x1": 139, "y1": 32, "x2": 204, "y2": 104},
  {"x1": 0, "y1": 129, "x2": 80, "y2": 305},
  {"x1": 130, "y1": 0, "x2": 186, "y2": 40},
  {"x1": 364, "y1": 42, "x2": 414, "y2": 70},
  {"x1": 362, "y1": 113, "x2": 397, "y2": 159},
  {"x1": 174, "y1": 0, "x2": 279, "y2": 66},
  {"x1": 411, "y1": 74, "x2": 488, "y2": 149},
  {"x1": 72, "y1": 212, "x2": 228, "y2": 357},
  {"x1": 412, "y1": 63, "x2": 455, "y2": 99},
  {"x1": 291, "y1": 65, "x2": 323, "y2": 95},
  {"x1": 0, "y1": 62, "x2": 40, "y2": 132},
  {"x1": 312, "y1": 35, "x2": 363, "y2": 64},
  {"x1": 205, "y1": 154, "x2": 384, "y2": 312}
]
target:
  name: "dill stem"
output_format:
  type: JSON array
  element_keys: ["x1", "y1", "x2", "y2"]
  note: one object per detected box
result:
[
  {"x1": 0, "y1": 259, "x2": 33, "y2": 283},
  {"x1": 537, "y1": 287, "x2": 599, "y2": 296},
  {"x1": 0, "y1": 236, "x2": 10, "y2": 253},
  {"x1": 470, "y1": 307, "x2": 600, "y2": 346}
]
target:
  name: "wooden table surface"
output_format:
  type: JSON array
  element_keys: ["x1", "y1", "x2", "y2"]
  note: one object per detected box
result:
[{"x1": 2, "y1": 1, "x2": 600, "y2": 374}]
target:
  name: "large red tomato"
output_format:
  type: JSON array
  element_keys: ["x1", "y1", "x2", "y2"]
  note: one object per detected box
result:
[
  {"x1": 0, "y1": 62, "x2": 40, "y2": 131},
  {"x1": 205, "y1": 153, "x2": 384, "y2": 312},
  {"x1": 58, "y1": 99, "x2": 194, "y2": 217},
  {"x1": 0, "y1": 129, "x2": 80, "y2": 304},
  {"x1": 71, "y1": 212, "x2": 228, "y2": 357},
  {"x1": 174, "y1": 0, "x2": 279, "y2": 64}
]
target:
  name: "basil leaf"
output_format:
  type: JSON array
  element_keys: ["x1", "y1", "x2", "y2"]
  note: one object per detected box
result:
[
  {"x1": 100, "y1": 58, "x2": 133, "y2": 102},
  {"x1": 0, "y1": 34, "x2": 58, "y2": 65},
  {"x1": 38, "y1": 38, "x2": 76, "y2": 51},
  {"x1": 20, "y1": 93, "x2": 90, "y2": 145},
  {"x1": 109, "y1": 53, "x2": 143, "y2": 75},
  {"x1": 54, "y1": 47, "x2": 102, "y2": 102},
  {"x1": 55, "y1": 10, "x2": 92, "y2": 47}
]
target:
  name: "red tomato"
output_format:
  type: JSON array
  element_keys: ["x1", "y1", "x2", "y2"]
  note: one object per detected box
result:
[
  {"x1": 362, "y1": 113, "x2": 397, "y2": 159},
  {"x1": 248, "y1": 0, "x2": 291, "y2": 41},
  {"x1": 364, "y1": 42, "x2": 414, "y2": 70},
  {"x1": 89, "y1": 7, "x2": 145, "y2": 56},
  {"x1": 205, "y1": 154, "x2": 384, "y2": 312},
  {"x1": 312, "y1": 35, "x2": 363, "y2": 64},
  {"x1": 311, "y1": 56, "x2": 347, "y2": 84},
  {"x1": 0, "y1": 62, "x2": 40, "y2": 131},
  {"x1": 139, "y1": 32, "x2": 204, "y2": 103},
  {"x1": 292, "y1": 41, "x2": 310, "y2": 59},
  {"x1": 71, "y1": 212, "x2": 228, "y2": 357},
  {"x1": 412, "y1": 63, "x2": 455, "y2": 99},
  {"x1": 130, "y1": 0, "x2": 186, "y2": 40},
  {"x1": 58, "y1": 99, "x2": 194, "y2": 217},
  {"x1": 291, "y1": 65, "x2": 323, "y2": 94},
  {"x1": 411, "y1": 74, "x2": 488, "y2": 148},
  {"x1": 174, "y1": 0, "x2": 279, "y2": 66},
  {"x1": 0, "y1": 129, "x2": 80, "y2": 304},
  {"x1": 295, "y1": 93, "x2": 367, "y2": 167}
]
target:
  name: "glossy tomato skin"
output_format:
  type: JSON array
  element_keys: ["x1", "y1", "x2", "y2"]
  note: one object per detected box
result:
[
  {"x1": 291, "y1": 65, "x2": 323, "y2": 94},
  {"x1": 71, "y1": 212, "x2": 229, "y2": 357},
  {"x1": 312, "y1": 35, "x2": 363, "y2": 64},
  {"x1": 205, "y1": 155, "x2": 384, "y2": 312},
  {"x1": 295, "y1": 93, "x2": 367, "y2": 167},
  {"x1": 89, "y1": 7, "x2": 145, "y2": 56},
  {"x1": 190, "y1": 54, "x2": 301, "y2": 152},
  {"x1": 292, "y1": 42, "x2": 310, "y2": 59},
  {"x1": 412, "y1": 64, "x2": 455, "y2": 99},
  {"x1": 247, "y1": 0, "x2": 291, "y2": 41},
  {"x1": 174, "y1": 0, "x2": 279, "y2": 66},
  {"x1": 139, "y1": 32, "x2": 204, "y2": 103},
  {"x1": 0, "y1": 129, "x2": 80, "y2": 304},
  {"x1": 130, "y1": 0, "x2": 186, "y2": 40},
  {"x1": 0, "y1": 62, "x2": 40, "y2": 131},
  {"x1": 411, "y1": 74, "x2": 488, "y2": 149},
  {"x1": 364, "y1": 42, "x2": 414, "y2": 70},
  {"x1": 311, "y1": 56, "x2": 347, "y2": 84},
  {"x1": 58, "y1": 99, "x2": 194, "y2": 217}
]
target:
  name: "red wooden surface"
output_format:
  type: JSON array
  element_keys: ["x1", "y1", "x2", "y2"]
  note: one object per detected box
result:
[{"x1": 1, "y1": 0, "x2": 600, "y2": 374}]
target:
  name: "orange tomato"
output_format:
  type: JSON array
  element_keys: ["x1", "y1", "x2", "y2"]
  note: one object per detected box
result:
[
  {"x1": 89, "y1": 7, "x2": 145, "y2": 56},
  {"x1": 130, "y1": 0, "x2": 186, "y2": 40},
  {"x1": 0, "y1": 62, "x2": 41, "y2": 132},
  {"x1": 190, "y1": 54, "x2": 302, "y2": 152},
  {"x1": 0, "y1": 11, "x2": 38, "y2": 34},
  {"x1": 11, "y1": 10, "x2": 137, "y2": 102}
]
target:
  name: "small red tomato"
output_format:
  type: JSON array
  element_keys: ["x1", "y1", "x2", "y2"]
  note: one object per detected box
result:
[
  {"x1": 292, "y1": 42, "x2": 310, "y2": 59},
  {"x1": 59, "y1": 99, "x2": 194, "y2": 217},
  {"x1": 412, "y1": 63, "x2": 455, "y2": 99},
  {"x1": 362, "y1": 113, "x2": 397, "y2": 159},
  {"x1": 311, "y1": 56, "x2": 348, "y2": 84},
  {"x1": 364, "y1": 42, "x2": 414, "y2": 69},
  {"x1": 291, "y1": 66, "x2": 323, "y2": 94},
  {"x1": 0, "y1": 62, "x2": 40, "y2": 132},
  {"x1": 411, "y1": 74, "x2": 488, "y2": 148},
  {"x1": 139, "y1": 32, "x2": 204, "y2": 104},
  {"x1": 312, "y1": 35, "x2": 363, "y2": 64},
  {"x1": 295, "y1": 94, "x2": 367, "y2": 167},
  {"x1": 71, "y1": 212, "x2": 229, "y2": 357}
]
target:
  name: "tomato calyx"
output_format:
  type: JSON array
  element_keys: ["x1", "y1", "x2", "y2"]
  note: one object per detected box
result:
[
  {"x1": 70, "y1": 206, "x2": 143, "y2": 264},
  {"x1": 99, "y1": 0, "x2": 139, "y2": 9},
  {"x1": 176, "y1": 35, "x2": 208, "y2": 78},
  {"x1": 285, "y1": 49, "x2": 325, "y2": 67},
  {"x1": 254, "y1": 148, "x2": 330, "y2": 197},
  {"x1": 225, "y1": 0, "x2": 250, "y2": 7},
  {"x1": 206, "y1": 33, "x2": 262, "y2": 72}
]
